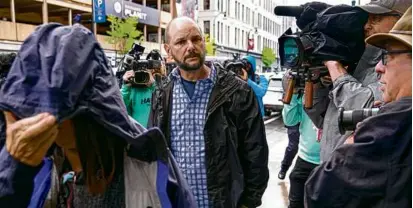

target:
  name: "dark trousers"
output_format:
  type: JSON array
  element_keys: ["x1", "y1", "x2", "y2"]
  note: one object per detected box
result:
[
  {"x1": 288, "y1": 157, "x2": 318, "y2": 208},
  {"x1": 281, "y1": 123, "x2": 300, "y2": 171}
]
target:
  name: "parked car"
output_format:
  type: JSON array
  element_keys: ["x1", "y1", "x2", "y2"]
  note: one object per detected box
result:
[{"x1": 263, "y1": 76, "x2": 284, "y2": 116}]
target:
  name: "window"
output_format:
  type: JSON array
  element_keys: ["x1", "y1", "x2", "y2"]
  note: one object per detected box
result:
[
  {"x1": 227, "y1": 26, "x2": 230, "y2": 45},
  {"x1": 146, "y1": 25, "x2": 159, "y2": 43},
  {"x1": 221, "y1": 23, "x2": 224, "y2": 44},
  {"x1": 221, "y1": 0, "x2": 224, "y2": 12},
  {"x1": 235, "y1": 28, "x2": 238, "y2": 46},
  {"x1": 242, "y1": 5, "x2": 245, "y2": 22},
  {"x1": 204, "y1": 21, "x2": 210, "y2": 36},
  {"x1": 217, "y1": 21, "x2": 220, "y2": 43},
  {"x1": 235, "y1": 2, "x2": 238, "y2": 18},
  {"x1": 242, "y1": 31, "x2": 244, "y2": 48},
  {"x1": 161, "y1": 0, "x2": 170, "y2": 12}
]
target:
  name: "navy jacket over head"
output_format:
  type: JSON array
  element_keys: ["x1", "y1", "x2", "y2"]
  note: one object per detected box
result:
[{"x1": 0, "y1": 23, "x2": 153, "y2": 147}]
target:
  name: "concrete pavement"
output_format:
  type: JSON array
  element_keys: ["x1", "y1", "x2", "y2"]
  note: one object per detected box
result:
[{"x1": 260, "y1": 116, "x2": 292, "y2": 208}]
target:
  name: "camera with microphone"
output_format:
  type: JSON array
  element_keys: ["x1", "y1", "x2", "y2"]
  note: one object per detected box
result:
[
  {"x1": 274, "y1": 2, "x2": 369, "y2": 109},
  {"x1": 118, "y1": 44, "x2": 163, "y2": 87}
]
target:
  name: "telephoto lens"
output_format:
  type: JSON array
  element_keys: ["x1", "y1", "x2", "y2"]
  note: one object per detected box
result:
[{"x1": 338, "y1": 108, "x2": 380, "y2": 134}]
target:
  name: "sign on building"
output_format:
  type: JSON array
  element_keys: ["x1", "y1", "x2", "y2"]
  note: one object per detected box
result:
[
  {"x1": 94, "y1": 0, "x2": 107, "y2": 23},
  {"x1": 105, "y1": 0, "x2": 160, "y2": 27}
]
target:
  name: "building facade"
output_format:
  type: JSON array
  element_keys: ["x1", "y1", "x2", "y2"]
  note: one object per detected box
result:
[
  {"x1": 198, "y1": 0, "x2": 284, "y2": 73},
  {"x1": 0, "y1": 0, "x2": 176, "y2": 68}
]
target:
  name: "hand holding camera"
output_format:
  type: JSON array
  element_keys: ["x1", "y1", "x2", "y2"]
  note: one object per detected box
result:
[{"x1": 123, "y1": 70, "x2": 135, "y2": 86}]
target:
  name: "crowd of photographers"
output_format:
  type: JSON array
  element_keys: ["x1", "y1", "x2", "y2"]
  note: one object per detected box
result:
[{"x1": 0, "y1": 0, "x2": 411, "y2": 207}]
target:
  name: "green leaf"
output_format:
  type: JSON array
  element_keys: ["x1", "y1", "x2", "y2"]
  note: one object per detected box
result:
[
  {"x1": 262, "y1": 47, "x2": 276, "y2": 67},
  {"x1": 105, "y1": 15, "x2": 143, "y2": 55}
]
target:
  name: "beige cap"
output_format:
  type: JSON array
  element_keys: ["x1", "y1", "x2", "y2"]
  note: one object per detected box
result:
[{"x1": 366, "y1": 6, "x2": 412, "y2": 49}]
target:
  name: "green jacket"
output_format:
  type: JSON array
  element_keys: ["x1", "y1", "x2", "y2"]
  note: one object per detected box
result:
[{"x1": 121, "y1": 84, "x2": 155, "y2": 128}]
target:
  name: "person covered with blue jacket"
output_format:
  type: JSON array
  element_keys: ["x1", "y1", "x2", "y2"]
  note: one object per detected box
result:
[{"x1": 241, "y1": 56, "x2": 269, "y2": 117}]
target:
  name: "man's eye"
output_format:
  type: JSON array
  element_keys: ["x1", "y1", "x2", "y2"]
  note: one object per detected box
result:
[{"x1": 176, "y1": 40, "x2": 185, "y2": 45}]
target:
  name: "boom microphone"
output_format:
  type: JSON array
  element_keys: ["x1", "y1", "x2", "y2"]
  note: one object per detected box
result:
[{"x1": 274, "y1": 6, "x2": 304, "y2": 17}]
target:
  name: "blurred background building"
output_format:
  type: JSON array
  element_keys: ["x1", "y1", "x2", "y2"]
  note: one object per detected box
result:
[{"x1": 0, "y1": 0, "x2": 177, "y2": 67}]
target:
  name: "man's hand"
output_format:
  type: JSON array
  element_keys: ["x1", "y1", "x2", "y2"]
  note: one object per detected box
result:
[
  {"x1": 345, "y1": 134, "x2": 354, "y2": 144},
  {"x1": 241, "y1": 69, "x2": 248, "y2": 81},
  {"x1": 123, "y1": 70, "x2": 135, "y2": 85},
  {"x1": 4, "y1": 112, "x2": 58, "y2": 167},
  {"x1": 324, "y1": 61, "x2": 347, "y2": 82}
]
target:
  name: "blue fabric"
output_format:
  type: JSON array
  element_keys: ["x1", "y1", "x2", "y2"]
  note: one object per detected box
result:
[
  {"x1": 0, "y1": 146, "x2": 41, "y2": 207},
  {"x1": 181, "y1": 79, "x2": 196, "y2": 99},
  {"x1": 169, "y1": 67, "x2": 216, "y2": 208},
  {"x1": 242, "y1": 56, "x2": 268, "y2": 116},
  {"x1": 0, "y1": 23, "x2": 179, "y2": 207},
  {"x1": 242, "y1": 56, "x2": 257, "y2": 73},
  {"x1": 0, "y1": 23, "x2": 149, "y2": 147},
  {"x1": 157, "y1": 160, "x2": 172, "y2": 208},
  {"x1": 29, "y1": 158, "x2": 53, "y2": 208}
]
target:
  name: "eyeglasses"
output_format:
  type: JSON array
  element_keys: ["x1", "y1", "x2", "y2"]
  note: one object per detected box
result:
[{"x1": 380, "y1": 50, "x2": 412, "y2": 65}]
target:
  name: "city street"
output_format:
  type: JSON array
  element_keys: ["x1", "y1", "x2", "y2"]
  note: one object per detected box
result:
[{"x1": 261, "y1": 114, "x2": 291, "y2": 208}]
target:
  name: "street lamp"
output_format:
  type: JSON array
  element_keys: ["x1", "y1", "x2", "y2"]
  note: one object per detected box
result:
[{"x1": 247, "y1": 27, "x2": 258, "y2": 55}]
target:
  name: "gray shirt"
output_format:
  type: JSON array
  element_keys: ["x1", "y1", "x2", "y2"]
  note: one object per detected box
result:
[{"x1": 306, "y1": 45, "x2": 382, "y2": 162}]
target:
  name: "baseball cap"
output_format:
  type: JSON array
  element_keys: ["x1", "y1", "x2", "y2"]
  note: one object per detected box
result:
[
  {"x1": 357, "y1": 0, "x2": 411, "y2": 15},
  {"x1": 366, "y1": 6, "x2": 412, "y2": 48}
]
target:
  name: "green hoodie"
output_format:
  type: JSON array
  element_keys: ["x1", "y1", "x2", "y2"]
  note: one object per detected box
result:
[{"x1": 121, "y1": 84, "x2": 155, "y2": 128}]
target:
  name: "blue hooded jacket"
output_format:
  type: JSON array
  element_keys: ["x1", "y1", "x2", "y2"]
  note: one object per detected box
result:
[
  {"x1": 242, "y1": 56, "x2": 268, "y2": 117},
  {"x1": 0, "y1": 23, "x2": 196, "y2": 208}
]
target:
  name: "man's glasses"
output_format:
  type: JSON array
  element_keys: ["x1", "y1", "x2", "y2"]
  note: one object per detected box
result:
[{"x1": 380, "y1": 50, "x2": 412, "y2": 65}]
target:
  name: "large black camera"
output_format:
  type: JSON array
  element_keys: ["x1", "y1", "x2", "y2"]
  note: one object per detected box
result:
[
  {"x1": 338, "y1": 108, "x2": 379, "y2": 134},
  {"x1": 0, "y1": 53, "x2": 16, "y2": 87},
  {"x1": 224, "y1": 54, "x2": 248, "y2": 77},
  {"x1": 117, "y1": 44, "x2": 163, "y2": 87},
  {"x1": 275, "y1": 3, "x2": 369, "y2": 108}
]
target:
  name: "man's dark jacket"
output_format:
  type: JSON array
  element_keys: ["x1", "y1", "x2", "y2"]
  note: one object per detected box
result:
[
  {"x1": 305, "y1": 97, "x2": 412, "y2": 207},
  {"x1": 148, "y1": 65, "x2": 269, "y2": 208}
]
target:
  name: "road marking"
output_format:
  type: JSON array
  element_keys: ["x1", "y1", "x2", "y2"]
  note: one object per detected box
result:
[{"x1": 264, "y1": 115, "x2": 281, "y2": 125}]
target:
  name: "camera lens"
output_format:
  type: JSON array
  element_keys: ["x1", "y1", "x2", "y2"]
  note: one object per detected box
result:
[{"x1": 338, "y1": 108, "x2": 380, "y2": 134}]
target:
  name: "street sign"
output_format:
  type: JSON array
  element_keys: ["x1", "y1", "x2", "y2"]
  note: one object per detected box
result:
[{"x1": 94, "y1": 0, "x2": 107, "y2": 23}]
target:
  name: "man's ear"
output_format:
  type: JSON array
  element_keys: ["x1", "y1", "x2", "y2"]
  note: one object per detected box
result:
[{"x1": 164, "y1": 44, "x2": 171, "y2": 56}]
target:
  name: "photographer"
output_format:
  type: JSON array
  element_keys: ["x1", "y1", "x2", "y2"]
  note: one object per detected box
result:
[
  {"x1": 305, "y1": 7, "x2": 412, "y2": 207},
  {"x1": 241, "y1": 56, "x2": 269, "y2": 117},
  {"x1": 306, "y1": 0, "x2": 411, "y2": 162},
  {"x1": 121, "y1": 70, "x2": 155, "y2": 128},
  {"x1": 121, "y1": 49, "x2": 165, "y2": 128}
]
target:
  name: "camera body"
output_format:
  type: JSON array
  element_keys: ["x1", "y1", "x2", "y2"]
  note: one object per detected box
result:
[
  {"x1": 119, "y1": 44, "x2": 163, "y2": 87},
  {"x1": 224, "y1": 54, "x2": 248, "y2": 77}
]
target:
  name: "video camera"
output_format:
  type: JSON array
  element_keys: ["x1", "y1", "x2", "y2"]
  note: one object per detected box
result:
[
  {"x1": 224, "y1": 54, "x2": 248, "y2": 77},
  {"x1": 119, "y1": 43, "x2": 163, "y2": 87},
  {"x1": 0, "y1": 53, "x2": 16, "y2": 87},
  {"x1": 275, "y1": 3, "x2": 369, "y2": 108}
]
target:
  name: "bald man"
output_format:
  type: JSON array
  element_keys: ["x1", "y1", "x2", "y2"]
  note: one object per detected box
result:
[{"x1": 148, "y1": 17, "x2": 269, "y2": 208}]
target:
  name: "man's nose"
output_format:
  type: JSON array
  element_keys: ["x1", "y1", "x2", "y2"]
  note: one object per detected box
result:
[
  {"x1": 186, "y1": 40, "x2": 195, "y2": 51},
  {"x1": 375, "y1": 60, "x2": 385, "y2": 76}
]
